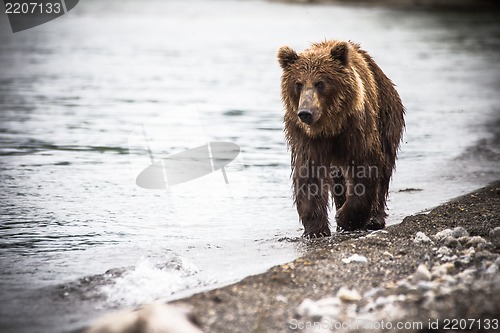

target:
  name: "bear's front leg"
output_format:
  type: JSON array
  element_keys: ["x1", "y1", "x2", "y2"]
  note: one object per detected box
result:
[
  {"x1": 293, "y1": 166, "x2": 331, "y2": 238},
  {"x1": 335, "y1": 175, "x2": 375, "y2": 232}
]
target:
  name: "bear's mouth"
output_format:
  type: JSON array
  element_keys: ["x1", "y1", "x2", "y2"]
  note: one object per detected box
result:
[{"x1": 299, "y1": 119, "x2": 325, "y2": 137}]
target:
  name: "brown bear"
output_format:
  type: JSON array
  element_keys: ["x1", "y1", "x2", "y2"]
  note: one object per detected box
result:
[{"x1": 277, "y1": 40, "x2": 405, "y2": 237}]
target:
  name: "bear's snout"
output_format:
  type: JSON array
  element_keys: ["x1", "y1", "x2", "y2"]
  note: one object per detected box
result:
[
  {"x1": 297, "y1": 88, "x2": 319, "y2": 125},
  {"x1": 298, "y1": 109, "x2": 313, "y2": 124}
]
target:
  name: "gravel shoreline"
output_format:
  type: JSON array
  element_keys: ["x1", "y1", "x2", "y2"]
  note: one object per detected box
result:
[
  {"x1": 84, "y1": 181, "x2": 499, "y2": 333},
  {"x1": 173, "y1": 181, "x2": 500, "y2": 333}
]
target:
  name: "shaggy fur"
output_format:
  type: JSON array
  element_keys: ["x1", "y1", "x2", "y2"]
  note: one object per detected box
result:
[{"x1": 278, "y1": 40, "x2": 405, "y2": 237}]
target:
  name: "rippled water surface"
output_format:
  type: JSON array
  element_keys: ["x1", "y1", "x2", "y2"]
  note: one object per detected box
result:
[{"x1": 0, "y1": 1, "x2": 499, "y2": 332}]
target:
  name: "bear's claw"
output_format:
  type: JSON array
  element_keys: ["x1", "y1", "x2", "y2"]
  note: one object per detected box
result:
[
  {"x1": 302, "y1": 229, "x2": 331, "y2": 239},
  {"x1": 366, "y1": 216, "x2": 386, "y2": 230}
]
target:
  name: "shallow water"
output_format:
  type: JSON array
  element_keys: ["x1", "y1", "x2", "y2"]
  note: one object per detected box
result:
[{"x1": 0, "y1": 1, "x2": 499, "y2": 332}]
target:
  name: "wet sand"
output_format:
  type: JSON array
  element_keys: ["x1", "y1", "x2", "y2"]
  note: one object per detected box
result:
[{"x1": 168, "y1": 181, "x2": 500, "y2": 333}]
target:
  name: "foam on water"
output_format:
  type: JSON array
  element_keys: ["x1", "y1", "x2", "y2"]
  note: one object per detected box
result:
[{"x1": 101, "y1": 257, "x2": 201, "y2": 307}]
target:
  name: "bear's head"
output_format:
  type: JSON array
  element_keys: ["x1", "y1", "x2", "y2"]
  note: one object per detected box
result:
[{"x1": 278, "y1": 40, "x2": 362, "y2": 137}]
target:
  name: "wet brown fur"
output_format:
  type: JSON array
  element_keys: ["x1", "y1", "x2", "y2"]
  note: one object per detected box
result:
[{"x1": 278, "y1": 40, "x2": 405, "y2": 237}]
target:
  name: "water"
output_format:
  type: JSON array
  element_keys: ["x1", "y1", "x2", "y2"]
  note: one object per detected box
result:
[{"x1": 0, "y1": 1, "x2": 499, "y2": 332}]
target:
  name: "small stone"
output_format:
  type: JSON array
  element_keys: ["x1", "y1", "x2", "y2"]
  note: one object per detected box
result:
[
  {"x1": 337, "y1": 287, "x2": 362, "y2": 302},
  {"x1": 489, "y1": 227, "x2": 500, "y2": 245},
  {"x1": 494, "y1": 257, "x2": 500, "y2": 267},
  {"x1": 463, "y1": 247, "x2": 475, "y2": 255},
  {"x1": 410, "y1": 264, "x2": 431, "y2": 283},
  {"x1": 436, "y1": 246, "x2": 453, "y2": 257},
  {"x1": 366, "y1": 230, "x2": 388, "y2": 238},
  {"x1": 297, "y1": 298, "x2": 319, "y2": 317},
  {"x1": 422, "y1": 290, "x2": 436, "y2": 308},
  {"x1": 276, "y1": 294, "x2": 288, "y2": 303},
  {"x1": 456, "y1": 268, "x2": 477, "y2": 284},
  {"x1": 342, "y1": 254, "x2": 368, "y2": 264},
  {"x1": 414, "y1": 232, "x2": 433, "y2": 244},
  {"x1": 451, "y1": 227, "x2": 469, "y2": 238},
  {"x1": 431, "y1": 262, "x2": 455, "y2": 278},
  {"x1": 438, "y1": 274, "x2": 457, "y2": 286},
  {"x1": 297, "y1": 297, "x2": 341, "y2": 318},
  {"x1": 416, "y1": 281, "x2": 436, "y2": 291},
  {"x1": 297, "y1": 298, "x2": 340, "y2": 317},
  {"x1": 465, "y1": 236, "x2": 487, "y2": 248},
  {"x1": 436, "y1": 285, "x2": 454, "y2": 297},
  {"x1": 86, "y1": 303, "x2": 203, "y2": 333},
  {"x1": 433, "y1": 229, "x2": 453, "y2": 243},
  {"x1": 457, "y1": 236, "x2": 470, "y2": 245},
  {"x1": 363, "y1": 287, "x2": 383, "y2": 299},
  {"x1": 382, "y1": 251, "x2": 394, "y2": 259},
  {"x1": 396, "y1": 279, "x2": 412, "y2": 289},
  {"x1": 443, "y1": 236, "x2": 459, "y2": 248},
  {"x1": 441, "y1": 255, "x2": 458, "y2": 262},
  {"x1": 486, "y1": 264, "x2": 498, "y2": 274},
  {"x1": 477, "y1": 242, "x2": 494, "y2": 251},
  {"x1": 457, "y1": 254, "x2": 473, "y2": 264}
]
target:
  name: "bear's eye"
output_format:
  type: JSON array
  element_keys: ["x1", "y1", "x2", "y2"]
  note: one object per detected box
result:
[
  {"x1": 294, "y1": 82, "x2": 303, "y2": 94},
  {"x1": 314, "y1": 81, "x2": 325, "y2": 91}
]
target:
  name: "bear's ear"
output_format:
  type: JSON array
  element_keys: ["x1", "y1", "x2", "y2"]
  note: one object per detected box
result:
[
  {"x1": 277, "y1": 46, "x2": 299, "y2": 69},
  {"x1": 330, "y1": 42, "x2": 350, "y2": 66}
]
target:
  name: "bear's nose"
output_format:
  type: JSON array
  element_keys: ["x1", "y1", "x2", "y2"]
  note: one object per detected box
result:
[{"x1": 298, "y1": 109, "x2": 313, "y2": 124}]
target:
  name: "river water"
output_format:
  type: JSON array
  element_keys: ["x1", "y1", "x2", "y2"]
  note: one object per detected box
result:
[{"x1": 0, "y1": 1, "x2": 499, "y2": 332}]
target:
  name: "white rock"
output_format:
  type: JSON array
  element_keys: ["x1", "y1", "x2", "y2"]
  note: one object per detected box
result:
[
  {"x1": 465, "y1": 236, "x2": 487, "y2": 247},
  {"x1": 342, "y1": 254, "x2": 368, "y2": 264},
  {"x1": 440, "y1": 275, "x2": 457, "y2": 286},
  {"x1": 86, "y1": 303, "x2": 203, "y2": 333},
  {"x1": 486, "y1": 264, "x2": 498, "y2": 274},
  {"x1": 422, "y1": 290, "x2": 436, "y2": 308},
  {"x1": 276, "y1": 294, "x2": 288, "y2": 303},
  {"x1": 363, "y1": 287, "x2": 383, "y2": 299},
  {"x1": 489, "y1": 227, "x2": 500, "y2": 244},
  {"x1": 315, "y1": 297, "x2": 341, "y2": 308},
  {"x1": 490, "y1": 226, "x2": 500, "y2": 235},
  {"x1": 396, "y1": 279, "x2": 412, "y2": 289},
  {"x1": 366, "y1": 230, "x2": 388, "y2": 238},
  {"x1": 337, "y1": 287, "x2": 362, "y2": 302},
  {"x1": 451, "y1": 227, "x2": 469, "y2": 238},
  {"x1": 416, "y1": 281, "x2": 436, "y2": 291},
  {"x1": 431, "y1": 263, "x2": 455, "y2": 278},
  {"x1": 374, "y1": 294, "x2": 406, "y2": 308},
  {"x1": 382, "y1": 251, "x2": 394, "y2": 258},
  {"x1": 457, "y1": 236, "x2": 471, "y2": 245},
  {"x1": 441, "y1": 255, "x2": 458, "y2": 262},
  {"x1": 410, "y1": 264, "x2": 431, "y2": 283},
  {"x1": 458, "y1": 255, "x2": 473, "y2": 264},
  {"x1": 297, "y1": 297, "x2": 341, "y2": 318},
  {"x1": 477, "y1": 242, "x2": 494, "y2": 251},
  {"x1": 297, "y1": 298, "x2": 318, "y2": 317},
  {"x1": 436, "y1": 246, "x2": 453, "y2": 257},
  {"x1": 443, "y1": 236, "x2": 459, "y2": 248},
  {"x1": 464, "y1": 247, "x2": 475, "y2": 255},
  {"x1": 494, "y1": 257, "x2": 500, "y2": 267},
  {"x1": 456, "y1": 268, "x2": 477, "y2": 284},
  {"x1": 433, "y1": 229, "x2": 453, "y2": 243},
  {"x1": 414, "y1": 232, "x2": 433, "y2": 244}
]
